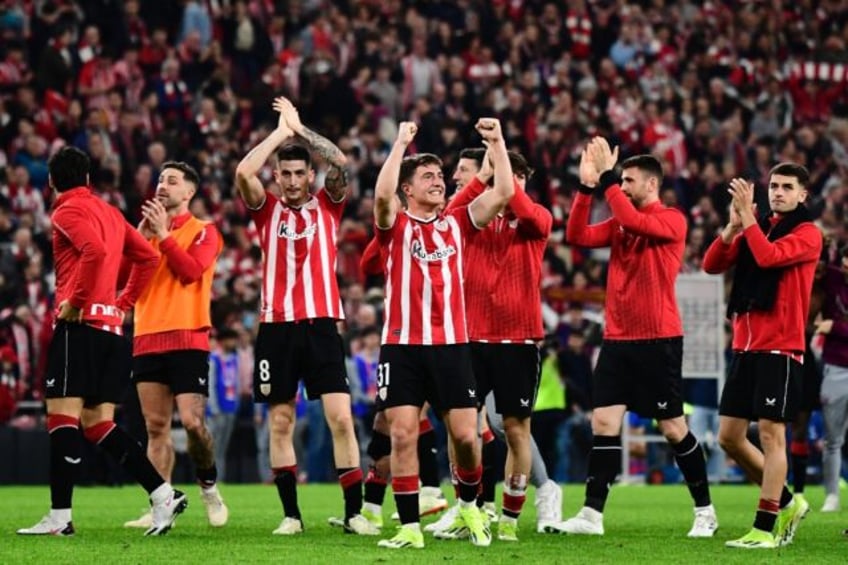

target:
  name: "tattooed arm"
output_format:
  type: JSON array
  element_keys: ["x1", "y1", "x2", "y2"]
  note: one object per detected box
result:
[
  {"x1": 275, "y1": 96, "x2": 348, "y2": 200},
  {"x1": 235, "y1": 97, "x2": 294, "y2": 208}
]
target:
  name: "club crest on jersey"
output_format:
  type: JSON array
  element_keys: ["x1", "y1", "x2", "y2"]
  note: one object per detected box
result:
[
  {"x1": 278, "y1": 222, "x2": 317, "y2": 240},
  {"x1": 410, "y1": 239, "x2": 456, "y2": 262},
  {"x1": 434, "y1": 219, "x2": 449, "y2": 232}
]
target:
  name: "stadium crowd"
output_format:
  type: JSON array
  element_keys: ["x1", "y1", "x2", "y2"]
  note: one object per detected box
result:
[{"x1": 1, "y1": 0, "x2": 848, "y2": 485}]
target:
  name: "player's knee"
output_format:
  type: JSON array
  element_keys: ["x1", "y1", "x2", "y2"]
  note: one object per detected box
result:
[
  {"x1": 181, "y1": 414, "x2": 206, "y2": 436},
  {"x1": 451, "y1": 427, "x2": 477, "y2": 451},
  {"x1": 390, "y1": 424, "x2": 417, "y2": 452},
  {"x1": 326, "y1": 409, "x2": 354, "y2": 436},
  {"x1": 758, "y1": 423, "x2": 785, "y2": 450},
  {"x1": 269, "y1": 409, "x2": 295, "y2": 437},
  {"x1": 658, "y1": 419, "x2": 687, "y2": 443},
  {"x1": 717, "y1": 429, "x2": 741, "y2": 453},
  {"x1": 591, "y1": 413, "x2": 618, "y2": 435},
  {"x1": 503, "y1": 418, "x2": 530, "y2": 448},
  {"x1": 145, "y1": 416, "x2": 170, "y2": 439}
]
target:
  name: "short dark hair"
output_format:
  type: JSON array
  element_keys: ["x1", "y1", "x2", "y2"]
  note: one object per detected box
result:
[
  {"x1": 458, "y1": 148, "x2": 485, "y2": 168},
  {"x1": 620, "y1": 154, "x2": 664, "y2": 184},
  {"x1": 48, "y1": 146, "x2": 90, "y2": 192},
  {"x1": 508, "y1": 151, "x2": 533, "y2": 179},
  {"x1": 769, "y1": 162, "x2": 809, "y2": 187},
  {"x1": 161, "y1": 160, "x2": 200, "y2": 190},
  {"x1": 398, "y1": 153, "x2": 442, "y2": 187},
  {"x1": 276, "y1": 144, "x2": 312, "y2": 168}
]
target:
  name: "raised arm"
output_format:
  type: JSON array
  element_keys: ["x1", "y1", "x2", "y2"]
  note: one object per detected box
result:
[
  {"x1": 469, "y1": 118, "x2": 514, "y2": 227},
  {"x1": 235, "y1": 97, "x2": 294, "y2": 209},
  {"x1": 702, "y1": 200, "x2": 742, "y2": 274},
  {"x1": 374, "y1": 122, "x2": 416, "y2": 229},
  {"x1": 565, "y1": 143, "x2": 613, "y2": 248},
  {"x1": 510, "y1": 183, "x2": 553, "y2": 240},
  {"x1": 141, "y1": 199, "x2": 221, "y2": 284},
  {"x1": 730, "y1": 177, "x2": 822, "y2": 268},
  {"x1": 275, "y1": 96, "x2": 349, "y2": 202}
]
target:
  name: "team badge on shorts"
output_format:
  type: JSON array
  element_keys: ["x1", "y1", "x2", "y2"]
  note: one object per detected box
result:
[
  {"x1": 378, "y1": 387, "x2": 387, "y2": 401},
  {"x1": 261, "y1": 384, "x2": 271, "y2": 396}
]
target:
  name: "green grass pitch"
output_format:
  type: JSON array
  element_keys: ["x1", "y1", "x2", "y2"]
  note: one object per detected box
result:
[{"x1": 1, "y1": 484, "x2": 846, "y2": 564}]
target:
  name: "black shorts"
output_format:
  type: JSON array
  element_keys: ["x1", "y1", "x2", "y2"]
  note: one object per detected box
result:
[
  {"x1": 592, "y1": 337, "x2": 684, "y2": 419},
  {"x1": 253, "y1": 319, "x2": 349, "y2": 404},
  {"x1": 471, "y1": 342, "x2": 540, "y2": 418},
  {"x1": 133, "y1": 350, "x2": 210, "y2": 396},
  {"x1": 720, "y1": 352, "x2": 803, "y2": 423},
  {"x1": 45, "y1": 322, "x2": 131, "y2": 406},
  {"x1": 376, "y1": 344, "x2": 477, "y2": 413}
]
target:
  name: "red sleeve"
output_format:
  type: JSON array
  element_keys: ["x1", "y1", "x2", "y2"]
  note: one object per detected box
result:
[
  {"x1": 360, "y1": 238, "x2": 383, "y2": 276},
  {"x1": 606, "y1": 186, "x2": 686, "y2": 242},
  {"x1": 247, "y1": 190, "x2": 277, "y2": 230},
  {"x1": 743, "y1": 222, "x2": 822, "y2": 269},
  {"x1": 702, "y1": 236, "x2": 740, "y2": 274},
  {"x1": 117, "y1": 256, "x2": 132, "y2": 290},
  {"x1": 565, "y1": 192, "x2": 613, "y2": 248},
  {"x1": 317, "y1": 188, "x2": 346, "y2": 222},
  {"x1": 116, "y1": 223, "x2": 159, "y2": 311},
  {"x1": 510, "y1": 185, "x2": 552, "y2": 240},
  {"x1": 52, "y1": 204, "x2": 107, "y2": 309},
  {"x1": 159, "y1": 224, "x2": 222, "y2": 284},
  {"x1": 446, "y1": 177, "x2": 486, "y2": 211}
]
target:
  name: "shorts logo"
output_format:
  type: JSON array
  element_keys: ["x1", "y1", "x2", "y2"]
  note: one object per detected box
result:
[
  {"x1": 64, "y1": 457, "x2": 81, "y2": 465},
  {"x1": 198, "y1": 377, "x2": 207, "y2": 386},
  {"x1": 260, "y1": 384, "x2": 271, "y2": 396},
  {"x1": 765, "y1": 397, "x2": 776, "y2": 407},
  {"x1": 46, "y1": 379, "x2": 55, "y2": 388},
  {"x1": 468, "y1": 388, "x2": 476, "y2": 399},
  {"x1": 657, "y1": 401, "x2": 667, "y2": 410},
  {"x1": 520, "y1": 398, "x2": 530, "y2": 407},
  {"x1": 378, "y1": 387, "x2": 387, "y2": 401}
]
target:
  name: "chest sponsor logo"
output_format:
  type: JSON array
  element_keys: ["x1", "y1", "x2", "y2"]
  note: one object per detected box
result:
[
  {"x1": 278, "y1": 222, "x2": 317, "y2": 240},
  {"x1": 410, "y1": 239, "x2": 456, "y2": 262}
]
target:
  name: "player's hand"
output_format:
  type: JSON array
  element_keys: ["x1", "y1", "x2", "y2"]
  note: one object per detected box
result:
[
  {"x1": 589, "y1": 136, "x2": 619, "y2": 175},
  {"x1": 273, "y1": 96, "x2": 304, "y2": 135},
  {"x1": 138, "y1": 217, "x2": 155, "y2": 239},
  {"x1": 728, "y1": 200, "x2": 742, "y2": 228},
  {"x1": 141, "y1": 199, "x2": 169, "y2": 239},
  {"x1": 396, "y1": 121, "x2": 418, "y2": 146},
  {"x1": 578, "y1": 145, "x2": 599, "y2": 187},
  {"x1": 816, "y1": 319, "x2": 834, "y2": 335},
  {"x1": 728, "y1": 178, "x2": 755, "y2": 216},
  {"x1": 57, "y1": 300, "x2": 83, "y2": 323},
  {"x1": 477, "y1": 149, "x2": 494, "y2": 183},
  {"x1": 475, "y1": 118, "x2": 503, "y2": 144}
]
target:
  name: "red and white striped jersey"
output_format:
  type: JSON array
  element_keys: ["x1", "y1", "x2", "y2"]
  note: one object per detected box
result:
[
  {"x1": 250, "y1": 189, "x2": 345, "y2": 323},
  {"x1": 377, "y1": 208, "x2": 478, "y2": 345}
]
